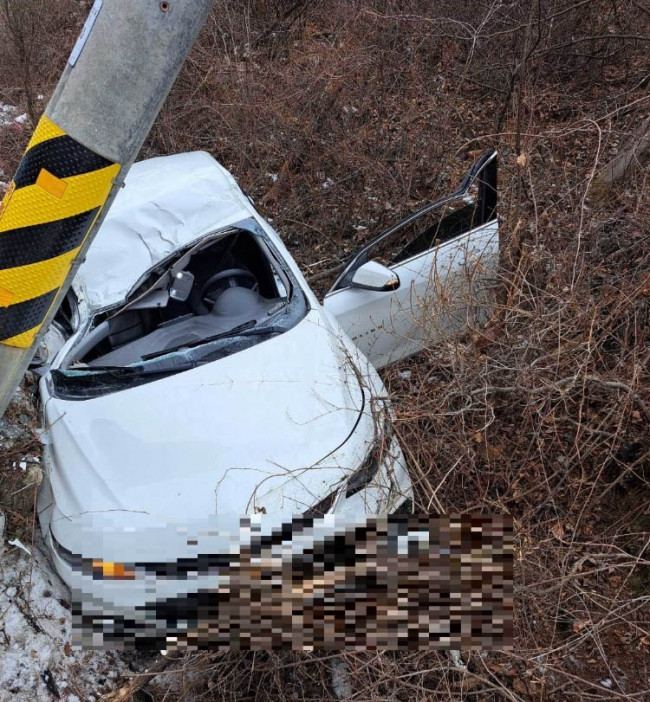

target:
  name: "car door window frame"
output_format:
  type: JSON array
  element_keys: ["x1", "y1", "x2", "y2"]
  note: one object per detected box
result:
[{"x1": 327, "y1": 151, "x2": 497, "y2": 295}]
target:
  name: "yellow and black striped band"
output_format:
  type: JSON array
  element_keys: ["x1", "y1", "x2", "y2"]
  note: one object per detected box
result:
[{"x1": 0, "y1": 115, "x2": 120, "y2": 348}]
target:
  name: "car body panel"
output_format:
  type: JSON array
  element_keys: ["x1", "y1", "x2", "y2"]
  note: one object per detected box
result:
[
  {"x1": 324, "y1": 151, "x2": 498, "y2": 368},
  {"x1": 324, "y1": 220, "x2": 498, "y2": 368},
  {"x1": 73, "y1": 152, "x2": 252, "y2": 310},
  {"x1": 34, "y1": 150, "x2": 497, "y2": 630},
  {"x1": 43, "y1": 311, "x2": 373, "y2": 524}
]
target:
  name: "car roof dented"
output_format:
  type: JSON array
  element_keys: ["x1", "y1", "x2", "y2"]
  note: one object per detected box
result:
[{"x1": 74, "y1": 152, "x2": 252, "y2": 309}]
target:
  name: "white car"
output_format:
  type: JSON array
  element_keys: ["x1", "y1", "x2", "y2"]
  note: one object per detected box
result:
[{"x1": 35, "y1": 150, "x2": 498, "y2": 641}]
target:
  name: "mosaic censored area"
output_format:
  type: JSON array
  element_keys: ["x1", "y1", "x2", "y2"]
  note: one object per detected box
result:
[{"x1": 74, "y1": 515, "x2": 513, "y2": 650}]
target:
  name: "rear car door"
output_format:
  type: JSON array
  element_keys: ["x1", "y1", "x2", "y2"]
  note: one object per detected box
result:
[{"x1": 323, "y1": 151, "x2": 498, "y2": 369}]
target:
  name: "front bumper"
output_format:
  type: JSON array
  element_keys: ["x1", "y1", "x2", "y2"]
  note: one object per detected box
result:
[{"x1": 38, "y1": 438, "x2": 413, "y2": 647}]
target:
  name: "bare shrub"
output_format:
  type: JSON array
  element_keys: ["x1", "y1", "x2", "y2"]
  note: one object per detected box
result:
[
  {"x1": 0, "y1": 0, "x2": 87, "y2": 179},
  {"x1": 0, "y1": 0, "x2": 648, "y2": 699}
]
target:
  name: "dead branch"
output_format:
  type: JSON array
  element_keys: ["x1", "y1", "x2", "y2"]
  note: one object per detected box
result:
[
  {"x1": 105, "y1": 652, "x2": 183, "y2": 702},
  {"x1": 596, "y1": 115, "x2": 650, "y2": 189}
]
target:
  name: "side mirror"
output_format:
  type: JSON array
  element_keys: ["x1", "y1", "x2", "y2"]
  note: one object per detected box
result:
[{"x1": 351, "y1": 261, "x2": 400, "y2": 292}]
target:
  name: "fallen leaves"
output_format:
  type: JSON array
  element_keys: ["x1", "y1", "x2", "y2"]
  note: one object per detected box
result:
[
  {"x1": 551, "y1": 522, "x2": 565, "y2": 540},
  {"x1": 513, "y1": 678, "x2": 530, "y2": 695},
  {"x1": 572, "y1": 618, "x2": 589, "y2": 633}
]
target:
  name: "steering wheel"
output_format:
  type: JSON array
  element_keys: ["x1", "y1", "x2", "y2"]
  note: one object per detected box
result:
[{"x1": 196, "y1": 268, "x2": 258, "y2": 312}]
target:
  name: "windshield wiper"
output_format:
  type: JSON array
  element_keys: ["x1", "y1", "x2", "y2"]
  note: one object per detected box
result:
[
  {"x1": 64, "y1": 323, "x2": 286, "y2": 378},
  {"x1": 79, "y1": 361, "x2": 198, "y2": 376},
  {"x1": 140, "y1": 320, "x2": 257, "y2": 361},
  {"x1": 195, "y1": 324, "x2": 285, "y2": 350},
  {"x1": 140, "y1": 319, "x2": 285, "y2": 362}
]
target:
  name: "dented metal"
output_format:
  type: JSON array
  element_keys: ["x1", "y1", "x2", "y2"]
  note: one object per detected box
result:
[{"x1": 36, "y1": 150, "x2": 498, "y2": 625}]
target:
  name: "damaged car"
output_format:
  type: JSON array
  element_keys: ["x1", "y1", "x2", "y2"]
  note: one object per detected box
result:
[{"x1": 34, "y1": 149, "x2": 498, "y2": 639}]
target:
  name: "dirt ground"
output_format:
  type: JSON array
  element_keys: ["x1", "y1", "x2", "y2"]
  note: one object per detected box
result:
[{"x1": 1, "y1": 0, "x2": 649, "y2": 700}]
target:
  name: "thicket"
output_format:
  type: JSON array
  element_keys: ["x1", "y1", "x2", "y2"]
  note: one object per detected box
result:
[{"x1": 1, "y1": 1, "x2": 648, "y2": 699}]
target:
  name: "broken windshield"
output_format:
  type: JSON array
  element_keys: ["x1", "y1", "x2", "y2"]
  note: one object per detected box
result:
[
  {"x1": 50, "y1": 224, "x2": 309, "y2": 399},
  {"x1": 51, "y1": 306, "x2": 304, "y2": 400}
]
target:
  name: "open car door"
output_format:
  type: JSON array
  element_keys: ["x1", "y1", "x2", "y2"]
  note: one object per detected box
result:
[{"x1": 323, "y1": 151, "x2": 498, "y2": 369}]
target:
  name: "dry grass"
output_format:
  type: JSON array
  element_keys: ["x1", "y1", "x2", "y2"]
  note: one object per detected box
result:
[{"x1": 1, "y1": 0, "x2": 648, "y2": 699}]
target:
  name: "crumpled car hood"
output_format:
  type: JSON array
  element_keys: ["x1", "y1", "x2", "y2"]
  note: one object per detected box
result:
[
  {"x1": 73, "y1": 152, "x2": 251, "y2": 310},
  {"x1": 44, "y1": 313, "x2": 373, "y2": 534}
]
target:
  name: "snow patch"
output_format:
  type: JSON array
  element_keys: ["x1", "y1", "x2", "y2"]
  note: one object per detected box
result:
[
  {"x1": 0, "y1": 544, "x2": 142, "y2": 702},
  {"x1": 0, "y1": 103, "x2": 26, "y2": 127}
]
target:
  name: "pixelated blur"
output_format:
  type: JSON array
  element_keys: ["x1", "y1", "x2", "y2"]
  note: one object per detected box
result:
[{"x1": 72, "y1": 515, "x2": 512, "y2": 650}]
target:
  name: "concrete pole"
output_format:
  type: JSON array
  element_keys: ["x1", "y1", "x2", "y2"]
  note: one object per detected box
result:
[{"x1": 0, "y1": 0, "x2": 214, "y2": 416}]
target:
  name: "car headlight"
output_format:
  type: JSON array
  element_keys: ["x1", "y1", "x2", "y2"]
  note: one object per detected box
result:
[
  {"x1": 89, "y1": 560, "x2": 137, "y2": 580},
  {"x1": 345, "y1": 412, "x2": 394, "y2": 498},
  {"x1": 51, "y1": 530, "x2": 136, "y2": 580}
]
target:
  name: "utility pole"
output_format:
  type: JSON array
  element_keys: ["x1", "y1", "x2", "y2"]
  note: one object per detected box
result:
[{"x1": 0, "y1": 0, "x2": 214, "y2": 416}]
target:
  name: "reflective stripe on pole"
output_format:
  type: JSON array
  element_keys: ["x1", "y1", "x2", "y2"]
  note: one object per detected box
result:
[
  {"x1": 0, "y1": 0, "x2": 214, "y2": 416},
  {"x1": 0, "y1": 115, "x2": 120, "y2": 347}
]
